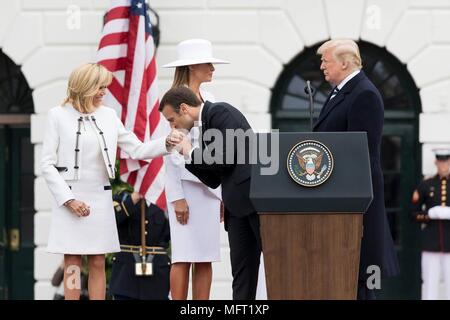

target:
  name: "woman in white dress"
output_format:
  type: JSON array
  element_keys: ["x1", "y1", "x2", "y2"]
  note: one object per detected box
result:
[
  {"x1": 41, "y1": 63, "x2": 181, "y2": 300},
  {"x1": 163, "y1": 39, "x2": 229, "y2": 300}
]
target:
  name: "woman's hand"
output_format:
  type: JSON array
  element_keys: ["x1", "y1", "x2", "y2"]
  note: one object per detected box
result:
[
  {"x1": 173, "y1": 199, "x2": 189, "y2": 225},
  {"x1": 65, "y1": 199, "x2": 91, "y2": 217},
  {"x1": 166, "y1": 129, "x2": 186, "y2": 151}
]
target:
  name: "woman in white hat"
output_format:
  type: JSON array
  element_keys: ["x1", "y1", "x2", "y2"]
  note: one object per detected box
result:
[{"x1": 163, "y1": 39, "x2": 228, "y2": 300}]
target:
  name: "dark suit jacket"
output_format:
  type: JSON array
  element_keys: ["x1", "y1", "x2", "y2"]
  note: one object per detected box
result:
[
  {"x1": 185, "y1": 101, "x2": 256, "y2": 217},
  {"x1": 314, "y1": 71, "x2": 399, "y2": 279}
]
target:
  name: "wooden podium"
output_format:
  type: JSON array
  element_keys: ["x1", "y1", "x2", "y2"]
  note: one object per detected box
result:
[{"x1": 250, "y1": 132, "x2": 373, "y2": 300}]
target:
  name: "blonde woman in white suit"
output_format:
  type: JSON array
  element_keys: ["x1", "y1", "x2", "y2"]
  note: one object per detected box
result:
[
  {"x1": 41, "y1": 63, "x2": 181, "y2": 300},
  {"x1": 163, "y1": 39, "x2": 228, "y2": 300}
]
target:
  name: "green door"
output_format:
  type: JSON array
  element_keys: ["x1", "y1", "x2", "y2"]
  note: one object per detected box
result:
[
  {"x1": 0, "y1": 128, "x2": 7, "y2": 298},
  {"x1": 0, "y1": 126, "x2": 35, "y2": 299},
  {"x1": 0, "y1": 49, "x2": 35, "y2": 299}
]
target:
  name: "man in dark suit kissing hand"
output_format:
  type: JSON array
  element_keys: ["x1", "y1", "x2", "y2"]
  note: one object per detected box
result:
[{"x1": 159, "y1": 86, "x2": 262, "y2": 300}]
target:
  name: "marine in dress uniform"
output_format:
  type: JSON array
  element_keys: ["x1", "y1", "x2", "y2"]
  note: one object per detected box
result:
[
  {"x1": 109, "y1": 191, "x2": 171, "y2": 300},
  {"x1": 412, "y1": 149, "x2": 450, "y2": 300}
]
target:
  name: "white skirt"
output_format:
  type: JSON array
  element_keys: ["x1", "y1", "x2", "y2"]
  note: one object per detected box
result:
[
  {"x1": 168, "y1": 180, "x2": 221, "y2": 263},
  {"x1": 46, "y1": 179, "x2": 120, "y2": 255}
]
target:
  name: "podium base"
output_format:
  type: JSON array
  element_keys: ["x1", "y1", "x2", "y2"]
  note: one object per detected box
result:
[{"x1": 260, "y1": 213, "x2": 363, "y2": 300}]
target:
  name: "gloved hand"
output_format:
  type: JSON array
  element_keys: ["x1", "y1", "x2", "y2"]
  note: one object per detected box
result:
[
  {"x1": 439, "y1": 206, "x2": 450, "y2": 219},
  {"x1": 428, "y1": 206, "x2": 450, "y2": 219}
]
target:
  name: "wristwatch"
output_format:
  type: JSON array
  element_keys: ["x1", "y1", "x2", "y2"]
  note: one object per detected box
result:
[{"x1": 64, "y1": 199, "x2": 75, "y2": 207}]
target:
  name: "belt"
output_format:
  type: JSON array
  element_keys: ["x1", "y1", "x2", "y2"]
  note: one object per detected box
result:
[
  {"x1": 68, "y1": 185, "x2": 111, "y2": 190},
  {"x1": 120, "y1": 245, "x2": 167, "y2": 255}
]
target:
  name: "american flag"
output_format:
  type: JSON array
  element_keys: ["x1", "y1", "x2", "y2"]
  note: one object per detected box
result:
[{"x1": 97, "y1": 0, "x2": 167, "y2": 210}]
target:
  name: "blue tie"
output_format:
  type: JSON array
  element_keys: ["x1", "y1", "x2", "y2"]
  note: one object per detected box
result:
[
  {"x1": 330, "y1": 87, "x2": 339, "y2": 100},
  {"x1": 320, "y1": 87, "x2": 340, "y2": 117}
]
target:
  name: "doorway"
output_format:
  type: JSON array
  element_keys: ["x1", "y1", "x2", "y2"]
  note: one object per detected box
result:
[{"x1": 0, "y1": 49, "x2": 35, "y2": 299}]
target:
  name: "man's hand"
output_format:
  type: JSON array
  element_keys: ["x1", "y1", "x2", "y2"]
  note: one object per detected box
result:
[
  {"x1": 177, "y1": 134, "x2": 193, "y2": 157},
  {"x1": 173, "y1": 199, "x2": 189, "y2": 225}
]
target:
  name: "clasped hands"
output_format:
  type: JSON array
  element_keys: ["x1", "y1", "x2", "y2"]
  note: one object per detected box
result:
[
  {"x1": 166, "y1": 129, "x2": 193, "y2": 156},
  {"x1": 64, "y1": 199, "x2": 91, "y2": 217},
  {"x1": 428, "y1": 205, "x2": 450, "y2": 220}
]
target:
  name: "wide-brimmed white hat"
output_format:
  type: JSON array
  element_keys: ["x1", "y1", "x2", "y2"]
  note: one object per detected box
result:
[{"x1": 162, "y1": 39, "x2": 229, "y2": 68}]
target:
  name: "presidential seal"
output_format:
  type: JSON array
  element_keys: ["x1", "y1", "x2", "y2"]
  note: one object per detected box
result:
[{"x1": 287, "y1": 140, "x2": 334, "y2": 187}]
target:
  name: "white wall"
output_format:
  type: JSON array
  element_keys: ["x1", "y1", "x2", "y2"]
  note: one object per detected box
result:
[{"x1": 1, "y1": 0, "x2": 450, "y2": 299}]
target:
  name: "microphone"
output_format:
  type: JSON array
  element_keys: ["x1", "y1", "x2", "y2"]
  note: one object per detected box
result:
[
  {"x1": 304, "y1": 80, "x2": 315, "y2": 131},
  {"x1": 304, "y1": 83, "x2": 314, "y2": 95}
]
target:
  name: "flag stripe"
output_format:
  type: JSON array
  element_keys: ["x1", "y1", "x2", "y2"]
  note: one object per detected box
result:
[
  {"x1": 106, "y1": 76, "x2": 125, "y2": 107},
  {"x1": 108, "y1": 0, "x2": 131, "y2": 10},
  {"x1": 103, "y1": 18, "x2": 129, "y2": 35},
  {"x1": 99, "y1": 57, "x2": 127, "y2": 72},
  {"x1": 148, "y1": 100, "x2": 160, "y2": 135},
  {"x1": 104, "y1": 6, "x2": 130, "y2": 24},
  {"x1": 139, "y1": 157, "x2": 163, "y2": 196},
  {"x1": 98, "y1": 32, "x2": 128, "y2": 49},
  {"x1": 127, "y1": 170, "x2": 137, "y2": 186},
  {"x1": 121, "y1": 13, "x2": 140, "y2": 126},
  {"x1": 155, "y1": 192, "x2": 167, "y2": 212},
  {"x1": 130, "y1": 17, "x2": 148, "y2": 141},
  {"x1": 97, "y1": 44, "x2": 127, "y2": 63}
]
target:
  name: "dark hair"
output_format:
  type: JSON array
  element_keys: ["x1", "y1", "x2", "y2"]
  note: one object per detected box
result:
[{"x1": 159, "y1": 86, "x2": 201, "y2": 112}]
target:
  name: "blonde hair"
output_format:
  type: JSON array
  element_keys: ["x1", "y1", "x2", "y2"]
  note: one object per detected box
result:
[
  {"x1": 63, "y1": 63, "x2": 112, "y2": 113},
  {"x1": 317, "y1": 39, "x2": 362, "y2": 70},
  {"x1": 171, "y1": 66, "x2": 190, "y2": 88}
]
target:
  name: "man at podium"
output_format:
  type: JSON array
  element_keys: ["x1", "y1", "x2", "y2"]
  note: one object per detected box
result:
[{"x1": 313, "y1": 39, "x2": 399, "y2": 299}]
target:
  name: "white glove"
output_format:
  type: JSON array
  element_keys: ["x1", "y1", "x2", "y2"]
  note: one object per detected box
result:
[
  {"x1": 439, "y1": 206, "x2": 450, "y2": 219},
  {"x1": 428, "y1": 206, "x2": 439, "y2": 219},
  {"x1": 428, "y1": 206, "x2": 450, "y2": 219}
]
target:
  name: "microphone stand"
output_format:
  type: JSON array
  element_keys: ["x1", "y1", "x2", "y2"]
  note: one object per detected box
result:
[{"x1": 304, "y1": 80, "x2": 315, "y2": 131}]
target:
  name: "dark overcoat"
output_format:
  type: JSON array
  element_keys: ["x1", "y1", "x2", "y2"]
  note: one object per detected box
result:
[{"x1": 314, "y1": 71, "x2": 399, "y2": 279}]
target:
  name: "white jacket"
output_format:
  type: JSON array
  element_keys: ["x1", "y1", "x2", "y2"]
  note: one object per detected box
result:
[
  {"x1": 164, "y1": 90, "x2": 221, "y2": 202},
  {"x1": 41, "y1": 104, "x2": 168, "y2": 207}
]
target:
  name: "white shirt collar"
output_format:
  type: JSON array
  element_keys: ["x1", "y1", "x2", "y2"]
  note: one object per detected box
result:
[
  {"x1": 337, "y1": 70, "x2": 360, "y2": 91},
  {"x1": 189, "y1": 102, "x2": 204, "y2": 149},
  {"x1": 197, "y1": 102, "x2": 205, "y2": 128}
]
